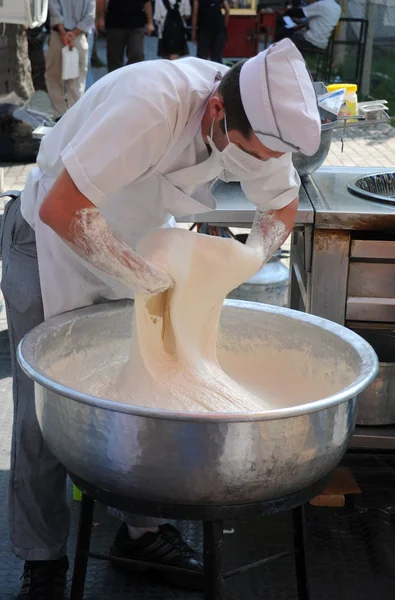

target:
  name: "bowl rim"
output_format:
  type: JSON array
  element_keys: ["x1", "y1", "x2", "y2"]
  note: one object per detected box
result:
[
  {"x1": 348, "y1": 171, "x2": 395, "y2": 205},
  {"x1": 17, "y1": 299, "x2": 379, "y2": 423}
]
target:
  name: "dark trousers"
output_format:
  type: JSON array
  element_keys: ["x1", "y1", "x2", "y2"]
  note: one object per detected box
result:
[
  {"x1": 291, "y1": 32, "x2": 322, "y2": 52},
  {"x1": 106, "y1": 27, "x2": 145, "y2": 72},
  {"x1": 197, "y1": 29, "x2": 226, "y2": 64}
]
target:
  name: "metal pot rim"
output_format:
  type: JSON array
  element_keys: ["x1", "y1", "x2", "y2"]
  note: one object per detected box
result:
[
  {"x1": 348, "y1": 171, "x2": 395, "y2": 205},
  {"x1": 17, "y1": 299, "x2": 378, "y2": 424}
]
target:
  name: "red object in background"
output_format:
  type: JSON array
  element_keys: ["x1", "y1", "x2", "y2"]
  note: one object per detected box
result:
[
  {"x1": 223, "y1": 16, "x2": 258, "y2": 59},
  {"x1": 258, "y1": 11, "x2": 277, "y2": 47}
]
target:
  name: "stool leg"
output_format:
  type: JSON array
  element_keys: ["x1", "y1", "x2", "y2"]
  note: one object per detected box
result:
[
  {"x1": 203, "y1": 520, "x2": 224, "y2": 600},
  {"x1": 292, "y1": 505, "x2": 309, "y2": 600},
  {"x1": 70, "y1": 493, "x2": 95, "y2": 600}
]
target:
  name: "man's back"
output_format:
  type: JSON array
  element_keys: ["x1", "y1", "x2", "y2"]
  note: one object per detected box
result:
[{"x1": 303, "y1": 0, "x2": 341, "y2": 50}]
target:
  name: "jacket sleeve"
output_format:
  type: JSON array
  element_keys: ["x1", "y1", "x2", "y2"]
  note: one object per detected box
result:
[
  {"x1": 240, "y1": 153, "x2": 300, "y2": 211},
  {"x1": 48, "y1": 0, "x2": 64, "y2": 27},
  {"x1": 60, "y1": 93, "x2": 172, "y2": 208},
  {"x1": 76, "y1": 0, "x2": 96, "y2": 33}
]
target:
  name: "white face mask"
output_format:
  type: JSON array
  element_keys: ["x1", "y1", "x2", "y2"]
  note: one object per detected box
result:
[{"x1": 207, "y1": 112, "x2": 266, "y2": 180}]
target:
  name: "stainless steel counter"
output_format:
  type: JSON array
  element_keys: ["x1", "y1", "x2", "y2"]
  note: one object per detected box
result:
[
  {"x1": 178, "y1": 181, "x2": 314, "y2": 227},
  {"x1": 290, "y1": 166, "x2": 395, "y2": 451},
  {"x1": 351, "y1": 426, "x2": 395, "y2": 450},
  {"x1": 308, "y1": 167, "x2": 395, "y2": 230}
]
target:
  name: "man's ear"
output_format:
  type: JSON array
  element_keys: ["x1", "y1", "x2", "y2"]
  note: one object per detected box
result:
[{"x1": 209, "y1": 95, "x2": 225, "y2": 121}]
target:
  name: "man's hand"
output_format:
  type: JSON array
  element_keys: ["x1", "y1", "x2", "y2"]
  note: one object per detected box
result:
[
  {"x1": 145, "y1": 21, "x2": 154, "y2": 35},
  {"x1": 246, "y1": 198, "x2": 298, "y2": 266},
  {"x1": 96, "y1": 16, "x2": 105, "y2": 32},
  {"x1": 191, "y1": 29, "x2": 197, "y2": 43},
  {"x1": 63, "y1": 31, "x2": 76, "y2": 48}
]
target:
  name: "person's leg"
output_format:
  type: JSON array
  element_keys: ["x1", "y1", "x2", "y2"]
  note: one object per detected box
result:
[
  {"x1": 27, "y1": 25, "x2": 47, "y2": 92},
  {"x1": 66, "y1": 32, "x2": 89, "y2": 110},
  {"x1": 85, "y1": 27, "x2": 95, "y2": 89},
  {"x1": 291, "y1": 31, "x2": 319, "y2": 52},
  {"x1": 45, "y1": 31, "x2": 67, "y2": 118},
  {"x1": 106, "y1": 28, "x2": 128, "y2": 72},
  {"x1": 210, "y1": 30, "x2": 226, "y2": 64},
  {"x1": 126, "y1": 27, "x2": 145, "y2": 65},
  {"x1": 1, "y1": 196, "x2": 70, "y2": 563},
  {"x1": 197, "y1": 29, "x2": 210, "y2": 59}
]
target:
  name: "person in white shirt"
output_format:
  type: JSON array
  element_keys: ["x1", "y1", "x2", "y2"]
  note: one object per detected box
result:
[
  {"x1": 1, "y1": 39, "x2": 321, "y2": 600},
  {"x1": 291, "y1": 0, "x2": 342, "y2": 52}
]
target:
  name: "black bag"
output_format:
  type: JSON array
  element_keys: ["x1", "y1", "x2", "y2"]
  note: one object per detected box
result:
[{"x1": 161, "y1": 0, "x2": 187, "y2": 56}]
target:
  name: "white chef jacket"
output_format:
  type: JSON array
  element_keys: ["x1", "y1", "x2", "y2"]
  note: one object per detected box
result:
[{"x1": 21, "y1": 57, "x2": 300, "y2": 319}]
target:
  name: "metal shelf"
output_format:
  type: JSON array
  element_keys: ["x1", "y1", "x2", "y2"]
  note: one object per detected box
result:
[
  {"x1": 334, "y1": 113, "x2": 390, "y2": 129},
  {"x1": 350, "y1": 426, "x2": 395, "y2": 450}
]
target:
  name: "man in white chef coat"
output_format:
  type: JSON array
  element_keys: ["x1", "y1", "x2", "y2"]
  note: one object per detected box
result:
[{"x1": 1, "y1": 38, "x2": 320, "y2": 599}]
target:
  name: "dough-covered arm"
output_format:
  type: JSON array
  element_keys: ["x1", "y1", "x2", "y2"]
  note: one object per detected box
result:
[
  {"x1": 39, "y1": 171, "x2": 173, "y2": 295},
  {"x1": 246, "y1": 198, "x2": 298, "y2": 264},
  {"x1": 39, "y1": 95, "x2": 174, "y2": 295}
]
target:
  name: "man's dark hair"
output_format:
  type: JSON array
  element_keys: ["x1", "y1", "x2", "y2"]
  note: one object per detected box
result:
[{"x1": 217, "y1": 61, "x2": 252, "y2": 139}]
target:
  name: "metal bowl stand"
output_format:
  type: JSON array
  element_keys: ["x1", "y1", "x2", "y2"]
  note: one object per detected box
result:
[{"x1": 68, "y1": 473, "x2": 328, "y2": 600}]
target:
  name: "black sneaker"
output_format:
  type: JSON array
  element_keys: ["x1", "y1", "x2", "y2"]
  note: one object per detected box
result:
[
  {"x1": 17, "y1": 556, "x2": 69, "y2": 599},
  {"x1": 109, "y1": 523, "x2": 203, "y2": 589}
]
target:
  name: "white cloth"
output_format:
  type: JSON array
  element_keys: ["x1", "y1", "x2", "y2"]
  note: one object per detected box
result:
[
  {"x1": 154, "y1": 0, "x2": 191, "y2": 38},
  {"x1": 239, "y1": 39, "x2": 321, "y2": 156},
  {"x1": 21, "y1": 57, "x2": 299, "y2": 318},
  {"x1": 303, "y1": 0, "x2": 342, "y2": 50}
]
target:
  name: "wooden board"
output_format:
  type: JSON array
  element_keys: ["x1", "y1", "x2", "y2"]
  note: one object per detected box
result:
[{"x1": 309, "y1": 467, "x2": 361, "y2": 507}]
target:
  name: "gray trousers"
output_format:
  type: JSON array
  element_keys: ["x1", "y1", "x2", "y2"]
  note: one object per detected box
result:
[
  {"x1": 1, "y1": 196, "x2": 164, "y2": 562},
  {"x1": 106, "y1": 28, "x2": 145, "y2": 72}
]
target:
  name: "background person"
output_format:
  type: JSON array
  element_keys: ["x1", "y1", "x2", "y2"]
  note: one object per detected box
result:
[
  {"x1": 276, "y1": 0, "x2": 341, "y2": 52},
  {"x1": 155, "y1": 0, "x2": 190, "y2": 59},
  {"x1": 102, "y1": 0, "x2": 154, "y2": 72},
  {"x1": 45, "y1": 0, "x2": 96, "y2": 118},
  {"x1": 192, "y1": 0, "x2": 230, "y2": 64}
]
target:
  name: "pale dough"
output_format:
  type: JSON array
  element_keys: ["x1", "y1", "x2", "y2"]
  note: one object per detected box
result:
[{"x1": 113, "y1": 228, "x2": 271, "y2": 412}]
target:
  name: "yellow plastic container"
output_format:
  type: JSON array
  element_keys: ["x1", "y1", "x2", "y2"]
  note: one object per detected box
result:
[
  {"x1": 327, "y1": 83, "x2": 358, "y2": 120},
  {"x1": 73, "y1": 485, "x2": 83, "y2": 501}
]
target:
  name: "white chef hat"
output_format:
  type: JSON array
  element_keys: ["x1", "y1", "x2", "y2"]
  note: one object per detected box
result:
[{"x1": 239, "y1": 39, "x2": 321, "y2": 156}]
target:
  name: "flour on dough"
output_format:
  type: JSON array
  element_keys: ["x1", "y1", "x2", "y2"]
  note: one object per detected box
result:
[{"x1": 112, "y1": 228, "x2": 271, "y2": 413}]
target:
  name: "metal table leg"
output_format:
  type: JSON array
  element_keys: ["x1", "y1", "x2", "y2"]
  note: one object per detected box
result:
[
  {"x1": 203, "y1": 520, "x2": 224, "y2": 600},
  {"x1": 70, "y1": 494, "x2": 95, "y2": 600},
  {"x1": 292, "y1": 505, "x2": 309, "y2": 600}
]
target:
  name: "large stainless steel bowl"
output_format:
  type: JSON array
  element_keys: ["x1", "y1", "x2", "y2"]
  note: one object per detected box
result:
[
  {"x1": 292, "y1": 112, "x2": 338, "y2": 177},
  {"x1": 18, "y1": 300, "x2": 378, "y2": 505},
  {"x1": 292, "y1": 82, "x2": 339, "y2": 176}
]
